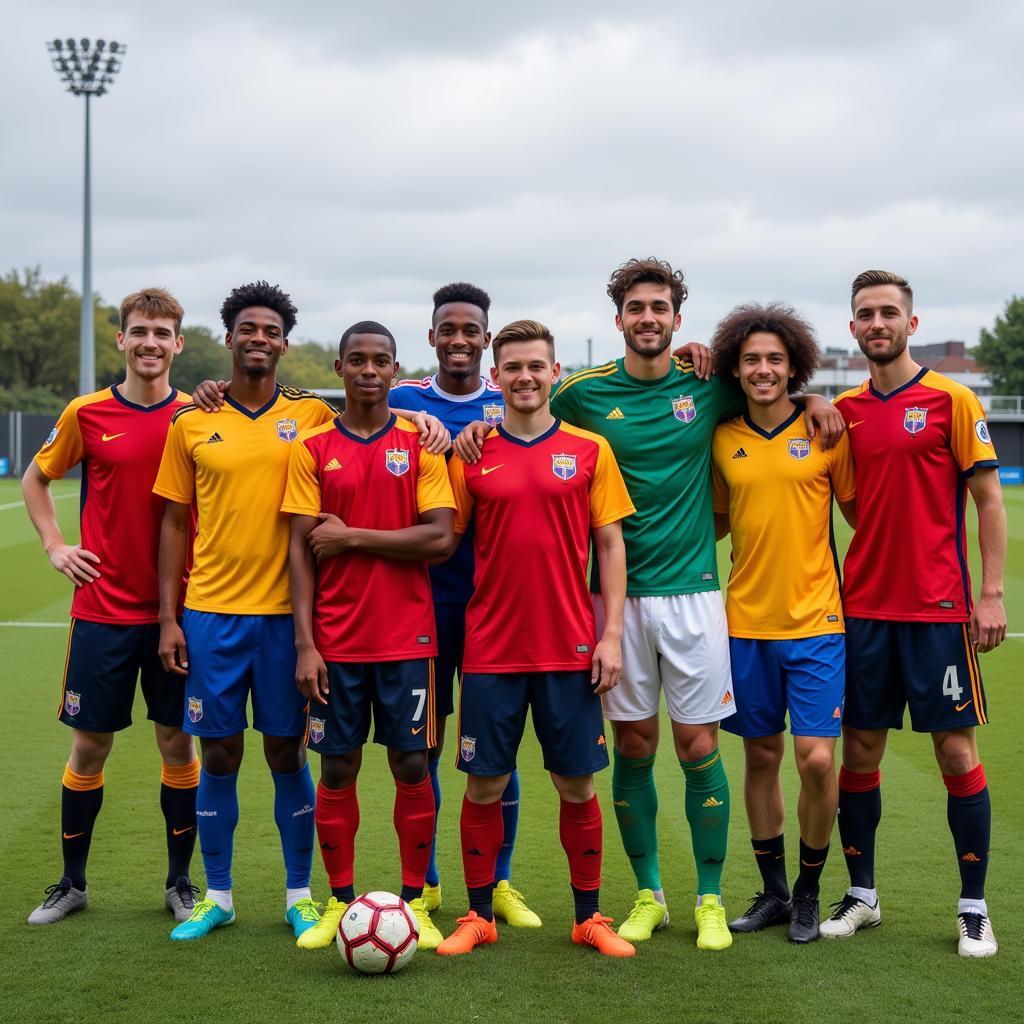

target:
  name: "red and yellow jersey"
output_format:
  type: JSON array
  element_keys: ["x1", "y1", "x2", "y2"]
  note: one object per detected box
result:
[
  {"x1": 281, "y1": 415, "x2": 455, "y2": 661},
  {"x1": 712, "y1": 410, "x2": 856, "y2": 639},
  {"x1": 34, "y1": 386, "x2": 191, "y2": 625},
  {"x1": 449, "y1": 419, "x2": 634, "y2": 674},
  {"x1": 835, "y1": 369, "x2": 997, "y2": 622},
  {"x1": 154, "y1": 386, "x2": 336, "y2": 615}
]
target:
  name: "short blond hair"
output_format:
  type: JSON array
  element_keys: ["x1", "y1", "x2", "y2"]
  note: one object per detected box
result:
[
  {"x1": 119, "y1": 287, "x2": 184, "y2": 336},
  {"x1": 491, "y1": 319, "x2": 555, "y2": 362},
  {"x1": 851, "y1": 270, "x2": 913, "y2": 314}
]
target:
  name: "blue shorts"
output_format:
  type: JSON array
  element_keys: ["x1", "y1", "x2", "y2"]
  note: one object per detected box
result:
[
  {"x1": 307, "y1": 659, "x2": 436, "y2": 756},
  {"x1": 59, "y1": 619, "x2": 183, "y2": 733},
  {"x1": 844, "y1": 619, "x2": 989, "y2": 733},
  {"x1": 456, "y1": 671, "x2": 609, "y2": 777},
  {"x1": 723, "y1": 635, "x2": 845, "y2": 739},
  {"x1": 181, "y1": 611, "x2": 307, "y2": 738},
  {"x1": 433, "y1": 601, "x2": 466, "y2": 721}
]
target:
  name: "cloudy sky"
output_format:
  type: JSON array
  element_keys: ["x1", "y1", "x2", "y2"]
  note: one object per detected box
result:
[{"x1": 4, "y1": 1, "x2": 1023, "y2": 370}]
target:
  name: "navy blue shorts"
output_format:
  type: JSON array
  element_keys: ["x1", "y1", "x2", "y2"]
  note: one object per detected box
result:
[
  {"x1": 456, "y1": 671, "x2": 610, "y2": 777},
  {"x1": 307, "y1": 659, "x2": 436, "y2": 756},
  {"x1": 844, "y1": 618, "x2": 989, "y2": 733},
  {"x1": 182, "y1": 611, "x2": 307, "y2": 738},
  {"x1": 433, "y1": 601, "x2": 466, "y2": 721},
  {"x1": 58, "y1": 619, "x2": 183, "y2": 732},
  {"x1": 723, "y1": 635, "x2": 845, "y2": 739}
]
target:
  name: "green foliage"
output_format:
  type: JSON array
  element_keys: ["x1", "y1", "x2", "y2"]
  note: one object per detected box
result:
[
  {"x1": 168, "y1": 325, "x2": 232, "y2": 393},
  {"x1": 975, "y1": 296, "x2": 1024, "y2": 394},
  {"x1": 0, "y1": 387, "x2": 68, "y2": 414}
]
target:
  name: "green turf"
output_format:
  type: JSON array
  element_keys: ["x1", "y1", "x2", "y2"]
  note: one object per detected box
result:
[{"x1": 0, "y1": 478, "x2": 1020, "y2": 1024}]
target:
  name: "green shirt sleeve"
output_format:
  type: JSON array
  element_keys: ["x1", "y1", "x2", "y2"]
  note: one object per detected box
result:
[{"x1": 713, "y1": 374, "x2": 747, "y2": 422}]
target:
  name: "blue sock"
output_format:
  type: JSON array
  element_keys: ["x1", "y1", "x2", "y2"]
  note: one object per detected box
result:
[
  {"x1": 197, "y1": 769, "x2": 239, "y2": 891},
  {"x1": 425, "y1": 756, "x2": 441, "y2": 887},
  {"x1": 494, "y1": 769, "x2": 520, "y2": 883},
  {"x1": 272, "y1": 764, "x2": 316, "y2": 889}
]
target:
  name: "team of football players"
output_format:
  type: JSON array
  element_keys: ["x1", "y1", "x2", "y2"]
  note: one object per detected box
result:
[{"x1": 22, "y1": 261, "x2": 1004, "y2": 960}]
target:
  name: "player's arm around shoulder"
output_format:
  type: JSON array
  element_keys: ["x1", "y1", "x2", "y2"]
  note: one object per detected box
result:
[{"x1": 967, "y1": 467, "x2": 1007, "y2": 653}]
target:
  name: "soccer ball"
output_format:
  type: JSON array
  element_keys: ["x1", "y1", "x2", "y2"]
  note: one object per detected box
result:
[{"x1": 337, "y1": 891, "x2": 419, "y2": 974}]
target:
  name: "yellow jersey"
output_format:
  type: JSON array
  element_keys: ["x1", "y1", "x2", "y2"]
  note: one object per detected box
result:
[
  {"x1": 711, "y1": 409, "x2": 855, "y2": 639},
  {"x1": 154, "y1": 386, "x2": 336, "y2": 614}
]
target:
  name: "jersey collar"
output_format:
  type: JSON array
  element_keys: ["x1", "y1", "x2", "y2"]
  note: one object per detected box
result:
[
  {"x1": 496, "y1": 418, "x2": 560, "y2": 447},
  {"x1": 742, "y1": 405, "x2": 802, "y2": 440},
  {"x1": 110, "y1": 384, "x2": 177, "y2": 412},
  {"x1": 867, "y1": 365, "x2": 928, "y2": 402},
  {"x1": 223, "y1": 385, "x2": 281, "y2": 420},
  {"x1": 429, "y1": 375, "x2": 492, "y2": 403},
  {"x1": 334, "y1": 412, "x2": 396, "y2": 445}
]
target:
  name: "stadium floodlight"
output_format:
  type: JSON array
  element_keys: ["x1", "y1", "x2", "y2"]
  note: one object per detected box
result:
[{"x1": 46, "y1": 37, "x2": 127, "y2": 395}]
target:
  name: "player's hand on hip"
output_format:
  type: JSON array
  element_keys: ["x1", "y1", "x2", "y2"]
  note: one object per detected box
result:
[
  {"x1": 296, "y1": 647, "x2": 329, "y2": 704},
  {"x1": 159, "y1": 620, "x2": 189, "y2": 676},
  {"x1": 47, "y1": 543, "x2": 100, "y2": 587},
  {"x1": 409, "y1": 412, "x2": 451, "y2": 454},
  {"x1": 971, "y1": 594, "x2": 1007, "y2": 653},
  {"x1": 803, "y1": 395, "x2": 845, "y2": 450},
  {"x1": 671, "y1": 341, "x2": 712, "y2": 380},
  {"x1": 192, "y1": 379, "x2": 229, "y2": 412},
  {"x1": 591, "y1": 636, "x2": 622, "y2": 695},
  {"x1": 453, "y1": 420, "x2": 489, "y2": 464},
  {"x1": 309, "y1": 513, "x2": 349, "y2": 560}
]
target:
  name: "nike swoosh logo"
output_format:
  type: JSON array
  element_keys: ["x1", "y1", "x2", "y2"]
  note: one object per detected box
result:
[
  {"x1": 411, "y1": 725, "x2": 425, "y2": 735},
  {"x1": 63, "y1": 832, "x2": 85, "y2": 840},
  {"x1": 801, "y1": 859, "x2": 826, "y2": 868},
  {"x1": 172, "y1": 827, "x2": 193, "y2": 836},
  {"x1": 481, "y1": 465, "x2": 505, "y2": 475},
  {"x1": 102, "y1": 432, "x2": 127, "y2": 442},
  {"x1": 848, "y1": 420, "x2": 866, "y2": 429},
  {"x1": 955, "y1": 700, "x2": 973, "y2": 712}
]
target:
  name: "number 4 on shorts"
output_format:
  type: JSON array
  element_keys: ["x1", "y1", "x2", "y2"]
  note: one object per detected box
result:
[{"x1": 942, "y1": 665, "x2": 963, "y2": 702}]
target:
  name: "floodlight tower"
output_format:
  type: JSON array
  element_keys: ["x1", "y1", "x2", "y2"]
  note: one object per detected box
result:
[{"x1": 46, "y1": 38, "x2": 126, "y2": 394}]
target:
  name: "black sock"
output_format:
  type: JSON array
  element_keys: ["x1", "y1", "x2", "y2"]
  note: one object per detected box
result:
[
  {"x1": 837, "y1": 769, "x2": 881, "y2": 889},
  {"x1": 161, "y1": 782, "x2": 198, "y2": 887},
  {"x1": 752, "y1": 834, "x2": 789, "y2": 899},
  {"x1": 400, "y1": 885, "x2": 421, "y2": 904},
  {"x1": 793, "y1": 839, "x2": 829, "y2": 898},
  {"x1": 333, "y1": 885, "x2": 355, "y2": 903},
  {"x1": 571, "y1": 884, "x2": 600, "y2": 925},
  {"x1": 468, "y1": 884, "x2": 494, "y2": 921},
  {"x1": 946, "y1": 783, "x2": 990, "y2": 900},
  {"x1": 61, "y1": 784, "x2": 104, "y2": 890}
]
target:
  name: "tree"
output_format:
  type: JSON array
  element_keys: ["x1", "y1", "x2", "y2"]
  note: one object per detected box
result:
[{"x1": 974, "y1": 296, "x2": 1024, "y2": 394}]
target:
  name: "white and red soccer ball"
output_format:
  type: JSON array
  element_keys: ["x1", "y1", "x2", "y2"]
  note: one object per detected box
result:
[{"x1": 336, "y1": 891, "x2": 419, "y2": 974}]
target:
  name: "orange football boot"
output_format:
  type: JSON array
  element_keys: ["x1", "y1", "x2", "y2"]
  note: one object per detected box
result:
[
  {"x1": 436, "y1": 910, "x2": 499, "y2": 956},
  {"x1": 572, "y1": 912, "x2": 636, "y2": 957}
]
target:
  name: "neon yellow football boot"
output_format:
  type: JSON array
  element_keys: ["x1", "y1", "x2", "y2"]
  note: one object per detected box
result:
[
  {"x1": 492, "y1": 880, "x2": 542, "y2": 928},
  {"x1": 296, "y1": 896, "x2": 346, "y2": 950},
  {"x1": 695, "y1": 894, "x2": 733, "y2": 951},
  {"x1": 617, "y1": 888, "x2": 669, "y2": 942}
]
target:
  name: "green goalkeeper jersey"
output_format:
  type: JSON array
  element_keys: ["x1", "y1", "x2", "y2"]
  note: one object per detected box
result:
[{"x1": 551, "y1": 356, "x2": 744, "y2": 597}]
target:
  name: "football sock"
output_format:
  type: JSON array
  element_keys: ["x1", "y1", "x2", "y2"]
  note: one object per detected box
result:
[
  {"x1": 272, "y1": 764, "x2": 316, "y2": 889},
  {"x1": 837, "y1": 767, "x2": 881, "y2": 889},
  {"x1": 751, "y1": 833, "x2": 789, "y2": 899},
  {"x1": 286, "y1": 886, "x2": 312, "y2": 910},
  {"x1": 571, "y1": 884, "x2": 600, "y2": 924},
  {"x1": 611, "y1": 751, "x2": 662, "y2": 891},
  {"x1": 206, "y1": 888, "x2": 233, "y2": 911},
  {"x1": 680, "y1": 750, "x2": 729, "y2": 897},
  {"x1": 196, "y1": 769, "x2": 239, "y2": 892},
  {"x1": 425, "y1": 754, "x2": 441, "y2": 887},
  {"x1": 61, "y1": 764, "x2": 104, "y2": 890},
  {"x1": 494, "y1": 769, "x2": 520, "y2": 883},
  {"x1": 394, "y1": 776, "x2": 436, "y2": 900},
  {"x1": 461, "y1": 796, "x2": 503, "y2": 921},
  {"x1": 559, "y1": 795, "x2": 602, "y2": 924},
  {"x1": 315, "y1": 782, "x2": 358, "y2": 898},
  {"x1": 943, "y1": 763, "x2": 990, "y2": 901},
  {"x1": 160, "y1": 758, "x2": 199, "y2": 887},
  {"x1": 793, "y1": 839, "x2": 829, "y2": 898}
]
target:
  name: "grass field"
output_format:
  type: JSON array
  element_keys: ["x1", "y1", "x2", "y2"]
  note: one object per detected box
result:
[{"x1": 1, "y1": 478, "x2": 1021, "y2": 1024}]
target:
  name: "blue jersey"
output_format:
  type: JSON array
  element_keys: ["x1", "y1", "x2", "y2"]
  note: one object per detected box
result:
[{"x1": 390, "y1": 375, "x2": 505, "y2": 603}]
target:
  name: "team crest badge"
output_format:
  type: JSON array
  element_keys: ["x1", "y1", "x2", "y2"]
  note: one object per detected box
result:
[
  {"x1": 788, "y1": 438, "x2": 811, "y2": 460},
  {"x1": 64, "y1": 690, "x2": 80, "y2": 717},
  {"x1": 976, "y1": 419, "x2": 992, "y2": 444},
  {"x1": 672, "y1": 395, "x2": 696, "y2": 423},
  {"x1": 482, "y1": 402, "x2": 505, "y2": 426},
  {"x1": 460, "y1": 735, "x2": 476, "y2": 763},
  {"x1": 903, "y1": 407, "x2": 927, "y2": 434},
  {"x1": 276, "y1": 418, "x2": 298, "y2": 442},
  {"x1": 187, "y1": 697, "x2": 203, "y2": 724},
  {"x1": 309, "y1": 717, "x2": 325, "y2": 744},
  {"x1": 552, "y1": 453, "x2": 577, "y2": 480},
  {"x1": 385, "y1": 448, "x2": 410, "y2": 477},
  {"x1": 44, "y1": 426, "x2": 60, "y2": 447}
]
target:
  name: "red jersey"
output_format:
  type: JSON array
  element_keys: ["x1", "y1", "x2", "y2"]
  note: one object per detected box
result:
[
  {"x1": 835, "y1": 368, "x2": 997, "y2": 622},
  {"x1": 281, "y1": 415, "x2": 455, "y2": 661},
  {"x1": 449, "y1": 420, "x2": 634, "y2": 674},
  {"x1": 33, "y1": 386, "x2": 191, "y2": 625}
]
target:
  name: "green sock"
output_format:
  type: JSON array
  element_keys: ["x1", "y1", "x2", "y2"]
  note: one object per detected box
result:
[
  {"x1": 680, "y1": 749, "x2": 730, "y2": 897},
  {"x1": 611, "y1": 751, "x2": 661, "y2": 891}
]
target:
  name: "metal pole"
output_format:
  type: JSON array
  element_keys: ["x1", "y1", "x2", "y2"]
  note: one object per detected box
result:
[
  {"x1": 80, "y1": 91, "x2": 94, "y2": 395},
  {"x1": 586, "y1": 337, "x2": 593, "y2": 367}
]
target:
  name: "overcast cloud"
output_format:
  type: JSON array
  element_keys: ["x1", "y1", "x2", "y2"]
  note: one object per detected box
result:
[{"x1": 3, "y1": 1, "x2": 1023, "y2": 369}]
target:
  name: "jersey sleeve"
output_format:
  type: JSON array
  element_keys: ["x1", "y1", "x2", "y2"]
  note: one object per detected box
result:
[
  {"x1": 550, "y1": 378, "x2": 579, "y2": 424},
  {"x1": 448, "y1": 457, "x2": 475, "y2": 535},
  {"x1": 153, "y1": 416, "x2": 196, "y2": 504},
  {"x1": 280, "y1": 440, "x2": 322, "y2": 516},
  {"x1": 416, "y1": 449, "x2": 457, "y2": 514},
  {"x1": 712, "y1": 375, "x2": 747, "y2": 422},
  {"x1": 33, "y1": 403, "x2": 85, "y2": 480},
  {"x1": 711, "y1": 458, "x2": 730, "y2": 514},
  {"x1": 949, "y1": 388, "x2": 998, "y2": 473},
  {"x1": 590, "y1": 438, "x2": 635, "y2": 527},
  {"x1": 828, "y1": 432, "x2": 856, "y2": 503}
]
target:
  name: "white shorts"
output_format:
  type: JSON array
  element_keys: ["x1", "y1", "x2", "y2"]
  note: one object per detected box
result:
[{"x1": 594, "y1": 592, "x2": 735, "y2": 725}]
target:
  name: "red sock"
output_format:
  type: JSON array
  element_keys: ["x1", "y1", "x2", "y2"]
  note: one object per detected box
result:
[
  {"x1": 394, "y1": 777, "x2": 436, "y2": 889},
  {"x1": 560, "y1": 795, "x2": 602, "y2": 891},
  {"x1": 460, "y1": 795, "x2": 504, "y2": 889},
  {"x1": 315, "y1": 782, "x2": 358, "y2": 889}
]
